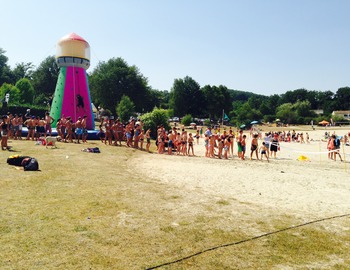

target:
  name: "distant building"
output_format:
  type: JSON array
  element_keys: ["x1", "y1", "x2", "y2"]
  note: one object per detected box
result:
[
  {"x1": 332, "y1": 110, "x2": 350, "y2": 120},
  {"x1": 311, "y1": 109, "x2": 324, "y2": 115}
]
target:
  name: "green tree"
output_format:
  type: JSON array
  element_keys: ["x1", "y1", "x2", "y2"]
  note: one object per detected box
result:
[
  {"x1": 31, "y1": 56, "x2": 59, "y2": 100},
  {"x1": 306, "y1": 90, "x2": 319, "y2": 109},
  {"x1": 236, "y1": 102, "x2": 262, "y2": 124},
  {"x1": 11, "y1": 62, "x2": 34, "y2": 82},
  {"x1": 89, "y1": 57, "x2": 150, "y2": 114},
  {"x1": 247, "y1": 96, "x2": 262, "y2": 110},
  {"x1": 0, "y1": 48, "x2": 13, "y2": 86},
  {"x1": 169, "y1": 76, "x2": 204, "y2": 117},
  {"x1": 116, "y1": 95, "x2": 135, "y2": 123},
  {"x1": 15, "y1": 78, "x2": 35, "y2": 104},
  {"x1": 267, "y1": 94, "x2": 282, "y2": 114},
  {"x1": 280, "y1": 88, "x2": 308, "y2": 104},
  {"x1": 335, "y1": 87, "x2": 350, "y2": 110},
  {"x1": 0, "y1": 83, "x2": 21, "y2": 104},
  {"x1": 146, "y1": 89, "x2": 170, "y2": 110},
  {"x1": 276, "y1": 103, "x2": 297, "y2": 123},
  {"x1": 293, "y1": 100, "x2": 313, "y2": 117},
  {"x1": 259, "y1": 101, "x2": 273, "y2": 115},
  {"x1": 316, "y1": 90, "x2": 335, "y2": 114},
  {"x1": 201, "y1": 84, "x2": 232, "y2": 119}
]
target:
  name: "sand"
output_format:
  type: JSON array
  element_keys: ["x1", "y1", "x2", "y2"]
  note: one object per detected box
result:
[{"x1": 133, "y1": 126, "x2": 350, "y2": 221}]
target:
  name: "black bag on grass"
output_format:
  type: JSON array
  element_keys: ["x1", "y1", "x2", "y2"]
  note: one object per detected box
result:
[
  {"x1": 7, "y1": 155, "x2": 30, "y2": 166},
  {"x1": 7, "y1": 155, "x2": 39, "y2": 171},
  {"x1": 22, "y1": 158, "x2": 39, "y2": 171}
]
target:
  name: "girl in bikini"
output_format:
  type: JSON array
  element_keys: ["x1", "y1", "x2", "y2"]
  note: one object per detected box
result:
[{"x1": 187, "y1": 132, "x2": 194, "y2": 156}]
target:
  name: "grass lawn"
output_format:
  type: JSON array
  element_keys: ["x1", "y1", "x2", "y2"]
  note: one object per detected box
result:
[{"x1": 0, "y1": 139, "x2": 350, "y2": 269}]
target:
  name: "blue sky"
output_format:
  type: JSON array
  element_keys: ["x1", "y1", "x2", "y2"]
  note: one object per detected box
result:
[{"x1": 1, "y1": 0, "x2": 349, "y2": 95}]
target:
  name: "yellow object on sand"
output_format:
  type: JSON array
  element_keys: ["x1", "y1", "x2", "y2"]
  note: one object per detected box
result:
[{"x1": 297, "y1": 155, "x2": 310, "y2": 161}]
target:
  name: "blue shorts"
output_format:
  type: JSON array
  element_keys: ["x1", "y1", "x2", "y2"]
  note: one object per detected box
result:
[{"x1": 168, "y1": 140, "x2": 173, "y2": 148}]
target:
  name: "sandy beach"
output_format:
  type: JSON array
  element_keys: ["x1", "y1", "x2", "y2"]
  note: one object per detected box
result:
[{"x1": 133, "y1": 126, "x2": 350, "y2": 223}]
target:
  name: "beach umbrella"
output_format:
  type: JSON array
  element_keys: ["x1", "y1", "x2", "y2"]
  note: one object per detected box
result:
[
  {"x1": 318, "y1": 120, "x2": 329, "y2": 125},
  {"x1": 250, "y1": 120, "x2": 258, "y2": 124},
  {"x1": 240, "y1": 124, "x2": 246, "y2": 128}
]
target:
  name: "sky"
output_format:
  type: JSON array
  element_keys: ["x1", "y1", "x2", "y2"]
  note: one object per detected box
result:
[{"x1": 1, "y1": 0, "x2": 349, "y2": 96}]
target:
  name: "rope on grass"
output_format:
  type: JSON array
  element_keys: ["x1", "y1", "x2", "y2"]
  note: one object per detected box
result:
[{"x1": 145, "y1": 213, "x2": 350, "y2": 270}]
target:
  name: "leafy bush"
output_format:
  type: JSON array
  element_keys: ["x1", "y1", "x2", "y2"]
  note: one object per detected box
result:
[
  {"x1": 0, "y1": 104, "x2": 48, "y2": 118},
  {"x1": 141, "y1": 108, "x2": 170, "y2": 139},
  {"x1": 263, "y1": 114, "x2": 276, "y2": 123},
  {"x1": 204, "y1": 119, "x2": 211, "y2": 127},
  {"x1": 181, "y1": 114, "x2": 192, "y2": 126}
]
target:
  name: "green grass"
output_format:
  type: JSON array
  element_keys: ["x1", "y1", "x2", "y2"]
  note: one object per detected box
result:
[{"x1": 0, "y1": 140, "x2": 349, "y2": 269}]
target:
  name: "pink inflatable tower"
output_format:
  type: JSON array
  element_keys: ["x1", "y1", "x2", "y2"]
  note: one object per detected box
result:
[{"x1": 50, "y1": 33, "x2": 94, "y2": 129}]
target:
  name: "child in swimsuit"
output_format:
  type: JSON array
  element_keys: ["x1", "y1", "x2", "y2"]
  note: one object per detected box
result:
[
  {"x1": 259, "y1": 142, "x2": 269, "y2": 162},
  {"x1": 187, "y1": 132, "x2": 194, "y2": 156}
]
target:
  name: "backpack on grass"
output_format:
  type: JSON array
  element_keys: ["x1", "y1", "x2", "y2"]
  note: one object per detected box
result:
[{"x1": 7, "y1": 155, "x2": 39, "y2": 171}]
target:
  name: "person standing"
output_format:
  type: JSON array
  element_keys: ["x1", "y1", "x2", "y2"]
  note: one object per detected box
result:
[
  {"x1": 24, "y1": 116, "x2": 35, "y2": 141},
  {"x1": 259, "y1": 142, "x2": 269, "y2": 162},
  {"x1": 115, "y1": 118, "x2": 124, "y2": 146},
  {"x1": 223, "y1": 137, "x2": 230, "y2": 159},
  {"x1": 82, "y1": 115, "x2": 88, "y2": 143},
  {"x1": 270, "y1": 133, "x2": 280, "y2": 159},
  {"x1": 12, "y1": 114, "x2": 20, "y2": 140},
  {"x1": 333, "y1": 135, "x2": 343, "y2": 162},
  {"x1": 187, "y1": 132, "x2": 194, "y2": 156},
  {"x1": 250, "y1": 134, "x2": 259, "y2": 160},
  {"x1": 75, "y1": 117, "x2": 83, "y2": 143},
  {"x1": 1, "y1": 115, "x2": 9, "y2": 150},
  {"x1": 237, "y1": 130, "x2": 243, "y2": 159},
  {"x1": 241, "y1": 134, "x2": 247, "y2": 160},
  {"x1": 45, "y1": 112, "x2": 54, "y2": 137}
]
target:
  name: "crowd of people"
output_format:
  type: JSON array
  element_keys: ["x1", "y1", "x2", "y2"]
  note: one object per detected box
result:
[
  {"x1": 1, "y1": 111, "x2": 349, "y2": 163},
  {"x1": 152, "y1": 126, "x2": 349, "y2": 163},
  {"x1": 0, "y1": 111, "x2": 89, "y2": 149}
]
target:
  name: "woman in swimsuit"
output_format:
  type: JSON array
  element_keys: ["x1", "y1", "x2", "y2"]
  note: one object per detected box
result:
[
  {"x1": 187, "y1": 132, "x2": 194, "y2": 156},
  {"x1": 1, "y1": 115, "x2": 9, "y2": 150},
  {"x1": 250, "y1": 134, "x2": 259, "y2": 160}
]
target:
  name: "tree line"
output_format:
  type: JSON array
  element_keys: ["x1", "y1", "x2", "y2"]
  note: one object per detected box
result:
[{"x1": 1, "y1": 47, "x2": 349, "y2": 126}]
